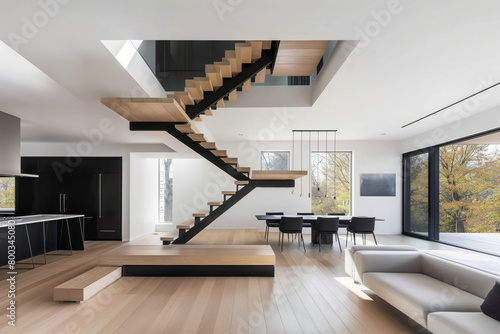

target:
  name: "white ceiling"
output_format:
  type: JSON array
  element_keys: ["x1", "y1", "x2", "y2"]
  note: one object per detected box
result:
[{"x1": 1, "y1": 0, "x2": 500, "y2": 148}]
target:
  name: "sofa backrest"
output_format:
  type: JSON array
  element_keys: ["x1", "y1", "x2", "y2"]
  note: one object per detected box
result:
[{"x1": 421, "y1": 253, "x2": 500, "y2": 299}]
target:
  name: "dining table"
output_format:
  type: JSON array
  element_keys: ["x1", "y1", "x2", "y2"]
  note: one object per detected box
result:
[{"x1": 255, "y1": 214, "x2": 384, "y2": 244}]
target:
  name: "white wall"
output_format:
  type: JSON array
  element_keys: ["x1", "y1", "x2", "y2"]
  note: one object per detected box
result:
[
  {"x1": 167, "y1": 139, "x2": 403, "y2": 234},
  {"x1": 401, "y1": 105, "x2": 500, "y2": 153},
  {"x1": 130, "y1": 154, "x2": 159, "y2": 240}
]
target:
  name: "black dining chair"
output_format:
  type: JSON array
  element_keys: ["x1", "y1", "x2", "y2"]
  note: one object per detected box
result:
[
  {"x1": 345, "y1": 217, "x2": 377, "y2": 246},
  {"x1": 313, "y1": 217, "x2": 342, "y2": 252},
  {"x1": 328, "y1": 212, "x2": 346, "y2": 216},
  {"x1": 297, "y1": 212, "x2": 314, "y2": 228},
  {"x1": 265, "y1": 212, "x2": 283, "y2": 242},
  {"x1": 328, "y1": 212, "x2": 349, "y2": 228},
  {"x1": 279, "y1": 216, "x2": 305, "y2": 252}
]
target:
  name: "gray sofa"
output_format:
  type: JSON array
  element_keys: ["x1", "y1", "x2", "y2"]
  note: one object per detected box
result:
[{"x1": 345, "y1": 245, "x2": 500, "y2": 333}]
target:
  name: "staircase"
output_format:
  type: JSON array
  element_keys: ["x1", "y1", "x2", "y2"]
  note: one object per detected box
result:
[{"x1": 102, "y1": 40, "x2": 307, "y2": 244}]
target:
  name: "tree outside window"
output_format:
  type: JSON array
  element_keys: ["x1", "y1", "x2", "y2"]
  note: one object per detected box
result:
[
  {"x1": 0, "y1": 178, "x2": 15, "y2": 211},
  {"x1": 159, "y1": 159, "x2": 173, "y2": 222},
  {"x1": 311, "y1": 151, "x2": 351, "y2": 215},
  {"x1": 261, "y1": 151, "x2": 290, "y2": 170}
]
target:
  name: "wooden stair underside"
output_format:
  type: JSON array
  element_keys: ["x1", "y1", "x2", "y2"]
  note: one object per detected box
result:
[
  {"x1": 251, "y1": 170, "x2": 308, "y2": 180},
  {"x1": 101, "y1": 97, "x2": 190, "y2": 122},
  {"x1": 272, "y1": 40, "x2": 330, "y2": 77}
]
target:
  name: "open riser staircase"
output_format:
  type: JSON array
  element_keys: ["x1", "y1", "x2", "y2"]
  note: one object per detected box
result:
[{"x1": 103, "y1": 40, "x2": 307, "y2": 244}]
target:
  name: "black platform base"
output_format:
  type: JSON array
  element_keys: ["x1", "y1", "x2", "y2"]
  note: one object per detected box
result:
[{"x1": 122, "y1": 265, "x2": 275, "y2": 277}]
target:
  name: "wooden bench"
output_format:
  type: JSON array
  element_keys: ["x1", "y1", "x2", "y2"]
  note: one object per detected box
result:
[{"x1": 53, "y1": 266, "x2": 121, "y2": 302}]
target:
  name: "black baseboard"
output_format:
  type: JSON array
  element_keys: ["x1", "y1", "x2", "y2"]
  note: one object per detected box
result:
[{"x1": 122, "y1": 265, "x2": 274, "y2": 277}]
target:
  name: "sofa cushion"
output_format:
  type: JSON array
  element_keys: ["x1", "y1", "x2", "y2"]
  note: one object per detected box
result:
[
  {"x1": 353, "y1": 251, "x2": 421, "y2": 283},
  {"x1": 481, "y1": 282, "x2": 500, "y2": 321},
  {"x1": 428, "y1": 312, "x2": 500, "y2": 334},
  {"x1": 363, "y1": 272, "x2": 483, "y2": 328},
  {"x1": 350, "y1": 245, "x2": 418, "y2": 253},
  {"x1": 421, "y1": 253, "x2": 500, "y2": 299}
]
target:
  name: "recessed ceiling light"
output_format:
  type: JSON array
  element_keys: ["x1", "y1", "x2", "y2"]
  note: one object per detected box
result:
[
  {"x1": 381, "y1": 133, "x2": 387, "y2": 136},
  {"x1": 238, "y1": 133, "x2": 243, "y2": 136}
]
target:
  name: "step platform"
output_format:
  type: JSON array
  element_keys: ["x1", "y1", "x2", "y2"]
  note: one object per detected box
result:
[
  {"x1": 99, "y1": 245, "x2": 275, "y2": 277},
  {"x1": 53, "y1": 266, "x2": 121, "y2": 302}
]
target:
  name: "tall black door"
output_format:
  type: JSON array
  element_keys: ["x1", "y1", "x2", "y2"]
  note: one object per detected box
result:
[{"x1": 97, "y1": 173, "x2": 122, "y2": 240}]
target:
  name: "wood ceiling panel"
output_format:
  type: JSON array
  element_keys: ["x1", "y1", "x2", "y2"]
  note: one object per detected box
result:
[{"x1": 273, "y1": 41, "x2": 330, "y2": 77}]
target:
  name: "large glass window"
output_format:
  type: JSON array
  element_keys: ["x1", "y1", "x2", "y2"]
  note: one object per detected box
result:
[
  {"x1": 311, "y1": 151, "x2": 351, "y2": 215},
  {"x1": 159, "y1": 159, "x2": 173, "y2": 222},
  {"x1": 403, "y1": 130, "x2": 500, "y2": 256},
  {"x1": 403, "y1": 152, "x2": 430, "y2": 237},
  {"x1": 261, "y1": 151, "x2": 290, "y2": 170},
  {"x1": 439, "y1": 142, "x2": 500, "y2": 254},
  {"x1": 0, "y1": 177, "x2": 15, "y2": 213}
]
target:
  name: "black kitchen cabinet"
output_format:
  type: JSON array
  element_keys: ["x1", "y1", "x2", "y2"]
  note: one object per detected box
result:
[{"x1": 17, "y1": 157, "x2": 122, "y2": 241}]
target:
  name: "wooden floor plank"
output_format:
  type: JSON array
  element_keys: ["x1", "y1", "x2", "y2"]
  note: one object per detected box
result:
[{"x1": 0, "y1": 230, "x2": 427, "y2": 334}]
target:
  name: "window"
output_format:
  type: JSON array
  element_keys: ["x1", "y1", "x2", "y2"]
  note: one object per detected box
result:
[
  {"x1": 261, "y1": 151, "x2": 290, "y2": 170},
  {"x1": 159, "y1": 159, "x2": 173, "y2": 222},
  {"x1": 403, "y1": 151, "x2": 430, "y2": 237},
  {"x1": 403, "y1": 129, "x2": 500, "y2": 256},
  {"x1": 311, "y1": 151, "x2": 352, "y2": 215},
  {"x1": 0, "y1": 177, "x2": 15, "y2": 213},
  {"x1": 438, "y1": 142, "x2": 500, "y2": 252}
]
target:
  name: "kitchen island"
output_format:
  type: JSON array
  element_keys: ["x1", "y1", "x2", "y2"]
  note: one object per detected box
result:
[{"x1": 0, "y1": 214, "x2": 84, "y2": 268}]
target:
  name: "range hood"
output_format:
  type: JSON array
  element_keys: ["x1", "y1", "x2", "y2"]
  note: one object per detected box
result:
[
  {"x1": 0, "y1": 172, "x2": 39, "y2": 178},
  {"x1": 0, "y1": 112, "x2": 39, "y2": 178}
]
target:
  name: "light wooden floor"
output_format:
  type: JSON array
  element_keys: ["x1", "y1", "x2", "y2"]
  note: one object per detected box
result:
[{"x1": 0, "y1": 230, "x2": 427, "y2": 334}]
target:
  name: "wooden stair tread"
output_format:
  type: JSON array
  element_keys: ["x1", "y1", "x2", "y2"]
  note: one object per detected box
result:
[
  {"x1": 53, "y1": 266, "x2": 121, "y2": 302},
  {"x1": 188, "y1": 133, "x2": 206, "y2": 142},
  {"x1": 167, "y1": 91, "x2": 195, "y2": 110},
  {"x1": 235, "y1": 42, "x2": 252, "y2": 64},
  {"x1": 185, "y1": 80, "x2": 204, "y2": 101},
  {"x1": 222, "y1": 191, "x2": 236, "y2": 195},
  {"x1": 222, "y1": 157, "x2": 238, "y2": 165},
  {"x1": 214, "y1": 60, "x2": 232, "y2": 78},
  {"x1": 211, "y1": 150, "x2": 227, "y2": 157},
  {"x1": 160, "y1": 234, "x2": 176, "y2": 242},
  {"x1": 236, "y1": 167, "x2": 251, "y2": 173},
  {"x1": 251, "y1": 170, "x2": 308, "y2": 180},
  {"x1": 204, "y1": 108, "x2": 214, "y2": 116},
  {"x1": 224, "y1": 50, "x2": 242, "y2": 74},
  {"x1": 248, "y1": 41, "x2": 263, "y2": 60},
  {"x1": 175, "y1": 122, "x2": 200, "y2": 134},
  {"x1": 216, "y1": 99, "x2": 225, "y2": 108},
  {"x1": 228, "y1": 90, "x2": 237, "y2": 102},
  {"x1": 207, "y1": 201, "x2": 222, "y2": 206},
  {"x1": 200, "y1": 142, "x2": 217, "y2": 150},
  {"x1": 205, "y1": 64, "x2": 223, "y2": 88},
  {"x1": 101, "y1": 97, "x2": 189, "y2": 123},
  {"x1": 194, "y1": 77, "x2": 214, "y2": 92},
  {"x1": 193, "y1": 116, "x2": 202, "y2": 122},
  {"x1": 234, "y1": 180, "x2": 250, "y2": 185},
  {"x1": 255, "y1": 68, "x2": 266, "y2": 84},
  {"x1": 242, "y1": 80, "x2": 251, "y2": 92},
  {"x1": 262, "y1": 41, "x2": 272, "y2": 50},
  {"x1": 174, "y1": 91, "x2": 195, "y2": 105},
  {"x1": 177, "y1": 219, "x2": 195, "y2": 229},
  {"x1": 193, "y1": 210, "x2": 209, "y2": 217}
]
